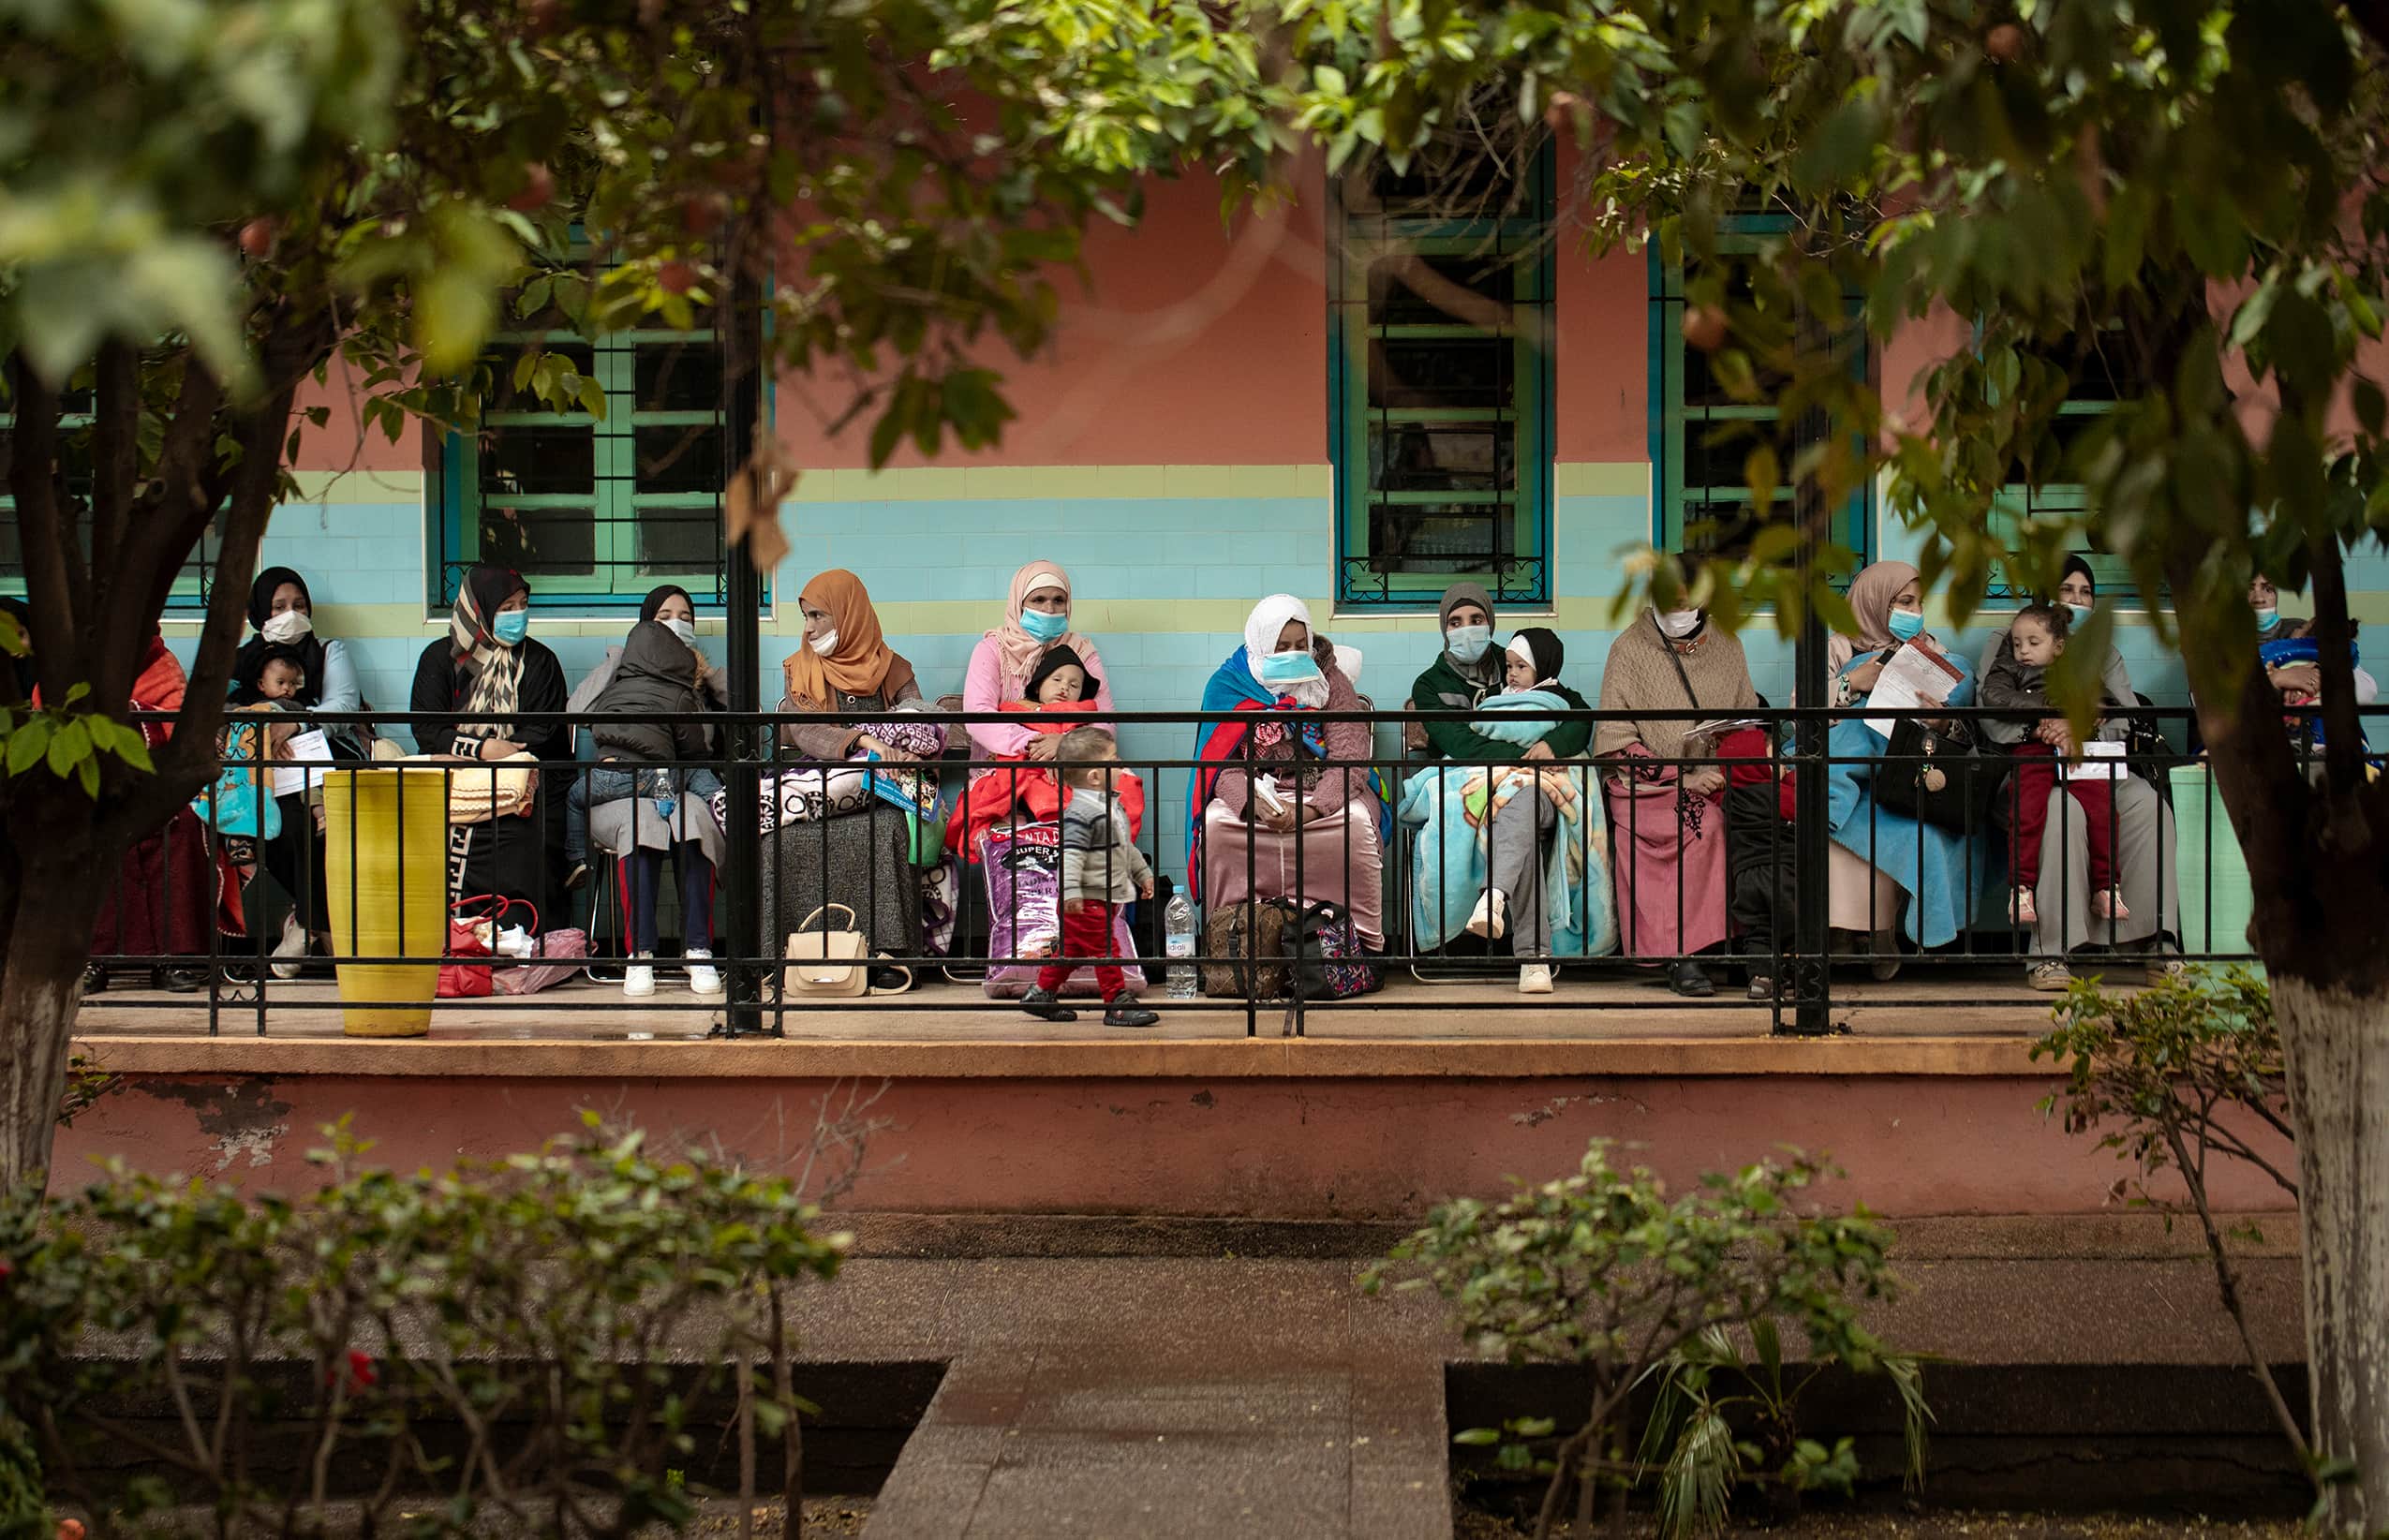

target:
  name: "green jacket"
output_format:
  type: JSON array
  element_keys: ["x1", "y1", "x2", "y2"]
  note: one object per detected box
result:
[{"x1": 1411, "y1": 655, "x2": 1594, "y2": 762}]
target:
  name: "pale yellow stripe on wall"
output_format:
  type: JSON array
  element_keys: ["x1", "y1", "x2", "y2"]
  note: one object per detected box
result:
[{"x1": 282, "y1": 469, "x2": 428, "y2": 505}]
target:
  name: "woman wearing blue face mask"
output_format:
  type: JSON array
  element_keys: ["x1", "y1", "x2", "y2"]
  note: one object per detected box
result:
[
  {"x1": 1818, "y1": 560, "x2": 1989, "y2": 977},
  {"x1": 409, "y1": 562, "x2": 571, "y2": 912},
  {"x1": 1410, "y1": 582, "x2": 1511, "y2": 759},
  {"x1": 1189, "y1": 593, "x2": 1387, "y2": 952},
  {"x1": 963, "y1": 562, "x2": 1118, "y2": 764}
]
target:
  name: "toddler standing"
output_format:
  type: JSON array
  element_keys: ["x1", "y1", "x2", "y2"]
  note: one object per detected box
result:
[
  {"x1": 1979, "y1": 602, "x2": 2124, "y2": 925},
  {"x1": 1020, "y1": 726, "x2": 1160, "y2": 1028}
]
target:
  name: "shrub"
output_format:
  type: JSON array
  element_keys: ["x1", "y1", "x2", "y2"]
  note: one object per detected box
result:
[
  {"x1": 1369, "y1": 1140, "x2": 1922, "y2": 1540},
  {"x1": 0, "y1": 1116, "x2": 845, "y2": 1539},
  {"x1": 2032, "y1": 965, "x2": 2307, "y2": 1474}
]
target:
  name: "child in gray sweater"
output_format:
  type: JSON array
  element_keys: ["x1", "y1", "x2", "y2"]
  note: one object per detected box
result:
[{"x1": 1021, "y1": 726, "x2": 1160, "y2": 1028}]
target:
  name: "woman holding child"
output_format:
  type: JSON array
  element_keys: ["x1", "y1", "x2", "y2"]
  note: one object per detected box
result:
[
  {"x1": 1190, "y1": 594, "x2": 1385, "y2": 950},
  {"x1": 1405, "y1": 592, "x2": 1613, "y2": 994},
  {"x1": 1977, "y1": 557, "x2": 2181, "y2": 989},
  {"x1": 948, "y1": 561, "x2": 1143, "y2": 861}
]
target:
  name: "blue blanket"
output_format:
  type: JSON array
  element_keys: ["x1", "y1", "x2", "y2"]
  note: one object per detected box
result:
[
  {"x1": 1399, "y1": 761, "x2": 1616, "y2": 956},
  {"x1": 1473, "y1": 689, "x2": 1571, "y2": 747},
  {"x1": 1823, "y1": 650, "x2": 1997, "y2": 947}
]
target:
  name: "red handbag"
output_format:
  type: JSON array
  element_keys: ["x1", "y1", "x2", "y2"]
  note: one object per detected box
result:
[{"x1": 438, "y1": 894, "x2": 507, "y2": 999}]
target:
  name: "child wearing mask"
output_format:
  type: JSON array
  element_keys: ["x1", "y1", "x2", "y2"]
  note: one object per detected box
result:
[
  {"x1": 1980, "y1": 602, "x2": 2125, "y2": 925},
  {"x1": 1020, "y1": 726, "x2": 1159, "y2": 1028}
]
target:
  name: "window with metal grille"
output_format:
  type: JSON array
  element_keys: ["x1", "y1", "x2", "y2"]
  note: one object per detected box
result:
[
  {"x1": 1649, "y1": 211, "x2": 1873, "y2": 570},
  {"x1": 1328, "y1": 141, "x2": 1554, "y2": 610},
  {"x1": 0, "y1": 383, "x2": 218, "y2": 609},
  {"x1": 1985, "y1": 322, "x2": 2158, "y2": 604},
  {"x1": 433, "y1": 304, "x2": 752, "y2": 612}
]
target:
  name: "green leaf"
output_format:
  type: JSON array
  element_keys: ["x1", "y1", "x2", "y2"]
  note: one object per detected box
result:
[
  {"x1": 46, "y1": 717, "x2": 89, "y2": 778},
  {"x1": 1451, "y1": 1427, "x2": 1502, "y2": 1446},
  {"x1": 7, "y1": 717, "x2": 52, "y2": 776}
]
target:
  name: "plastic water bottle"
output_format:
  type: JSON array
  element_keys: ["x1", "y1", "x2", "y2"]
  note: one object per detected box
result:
[{"x1": 1165, "y1": 891, "x2": 1198, "y2": 1000}]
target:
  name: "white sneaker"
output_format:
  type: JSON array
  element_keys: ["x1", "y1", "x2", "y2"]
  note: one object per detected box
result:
[
  {"x1": 1518, "y1": 963, "x2": 1554, "y2": 995},
  {"x1": 623, "y1": 955, "x2": 657, "y2": 999},
  {"x1": 271, "y1": 913, "x2": 307, "y2": 981},
  {"x1": 1466, "y1": 890, "x2": 1509, "y2": 940},
  {"x1": 685, "y1": 949, "x2": 723, "y2": 997}
]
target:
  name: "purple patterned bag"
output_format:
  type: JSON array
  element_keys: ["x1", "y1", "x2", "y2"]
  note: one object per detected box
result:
[{"x1": 977, "y1": 822, "x2": 1147, "y2": 1000}]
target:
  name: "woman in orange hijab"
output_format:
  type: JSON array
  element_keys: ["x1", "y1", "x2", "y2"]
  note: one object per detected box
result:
[
  {"x1": 766, "y1": 570, "x2": 946, "y2": 986},
  {"x1": 776, "y1": 569, "x2": 927, "y2": 759}
]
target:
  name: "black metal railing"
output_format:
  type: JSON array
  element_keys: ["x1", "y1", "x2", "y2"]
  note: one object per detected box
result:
[{"x1": 68, "y1": 699, "x2": 2343, "y2": 1040}]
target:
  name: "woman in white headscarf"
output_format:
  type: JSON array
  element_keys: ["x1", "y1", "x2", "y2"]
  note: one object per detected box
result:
[{"x1": 1188, "y1": 595, "x2": 1385, "y2": 949}]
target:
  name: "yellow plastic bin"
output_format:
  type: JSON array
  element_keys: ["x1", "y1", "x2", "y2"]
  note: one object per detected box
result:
[
  {"x1": 324, "y1": 766, "x2": 451, "y2": 1038},
  {"x1": 2169, "y1": 764, "x2": 2255, "y2": 957}
]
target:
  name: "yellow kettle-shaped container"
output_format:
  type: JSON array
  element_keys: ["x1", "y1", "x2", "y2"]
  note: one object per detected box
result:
[{"x1": 324, "y1": 767, "x2": 451, "y2": 1037}]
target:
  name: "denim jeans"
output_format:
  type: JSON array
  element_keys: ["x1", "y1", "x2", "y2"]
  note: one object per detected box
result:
[{"x1": 565, "y1": 765, "x2": 724, "y2": 866}]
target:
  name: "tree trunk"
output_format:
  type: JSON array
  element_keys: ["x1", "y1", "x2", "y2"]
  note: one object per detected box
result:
[
  {"x1": 0, "y1": 840, "x2": 108, "y2": 1191},
  {"x1": 2275, "y1": 975, "x2": 2389, "y2": 1531}
]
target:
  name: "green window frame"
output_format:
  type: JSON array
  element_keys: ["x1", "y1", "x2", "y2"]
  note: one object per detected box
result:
[
  {"x1": 1648, "y1": 214, "x2": 1874, "y2": 568},
  {"x1": 1328, "y1": 144, "x2": 1555, "y2": 610},
  {"x1": 436, "y1": 314, "x2": 749, "y2": 612},
  {"x1": 1, "y1": 386, "x2": 216, "y2": 609}
]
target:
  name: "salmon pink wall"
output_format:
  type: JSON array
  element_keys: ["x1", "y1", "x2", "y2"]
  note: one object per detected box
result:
[
  {"x1": 1552, "y1": 238, "x2": 1649, "y2": 464},
  {"x1": 289, "y1": 359, "x2": 422, "y2": 471},
  {"x1": 775, "y1": 180, "x2": 1335, "y2": 470}
]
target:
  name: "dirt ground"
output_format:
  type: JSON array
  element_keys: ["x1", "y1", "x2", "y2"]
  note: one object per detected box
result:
[
  {"x1": 1454, "y1": 1512, "x2": 2304, "y2": 1540},
  {"x1": 683, "y1": 1499, "x2": 872, "y2": 1536}
]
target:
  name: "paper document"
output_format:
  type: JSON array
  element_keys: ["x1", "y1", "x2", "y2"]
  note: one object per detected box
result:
[
  {"x1": 2061, "y1": 740, "x2": 2134, "y2": 782},
  {"x1": 1862, "y1": 643, "x2": 1963, "y2": 738},
  {"x1": 270, "y1": 730, "x2": 333, "y2": 798}
]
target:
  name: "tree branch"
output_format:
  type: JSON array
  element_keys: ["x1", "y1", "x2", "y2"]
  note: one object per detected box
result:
[
  {"x1": 2304, "y1": 531, "x2": 2366, "y2": 800},
  {"x1": 6, "y1": 357, "x2": 82, "y2": 700},
  {"x1": 89, "y1": 340, "x2": 140, "y2": 597}
]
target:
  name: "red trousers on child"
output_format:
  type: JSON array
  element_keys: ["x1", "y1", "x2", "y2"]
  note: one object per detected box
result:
[
  {"x1": 2006, "y1": 743, "x2": 2116, "y2": 891},
  {"x1": 1036, "y1": 901, "x2": 1126, "y2": 1001}
]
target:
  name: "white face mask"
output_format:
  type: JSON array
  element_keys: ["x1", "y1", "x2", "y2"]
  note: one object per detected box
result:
[
  {"x1": 664, "y1": 617, "x2": 697, "y2": 644},
  {"x1": 1656, "y1": 609, "x2": 1702, "y2": 639},
  {"x1": 261, "y1": 609, "x2": 313, "y2": 644},
  {"x1": 808, "y1": 629, "x2": 839, "y2": 657}
]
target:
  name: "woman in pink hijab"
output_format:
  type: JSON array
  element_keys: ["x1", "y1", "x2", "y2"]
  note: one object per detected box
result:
[{"x1": 960, "y1": 562, "x2": 1119, "y2": 761}]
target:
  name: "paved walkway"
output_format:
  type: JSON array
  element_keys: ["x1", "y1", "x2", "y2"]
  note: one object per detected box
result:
[
  {"x1": 796, "y1": 1259, "x2": 1453, "y2": 1540},
  {"x1": 785, "y1": 1240, "x2": 2305, "y2": 1540}
]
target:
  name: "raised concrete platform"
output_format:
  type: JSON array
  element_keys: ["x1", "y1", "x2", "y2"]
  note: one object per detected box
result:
[{"x1": 53, "y1": 968, "x2": 2293, "y2": 1225}]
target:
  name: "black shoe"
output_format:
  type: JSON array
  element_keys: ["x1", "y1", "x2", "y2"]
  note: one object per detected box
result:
[
  {"x1": 564, "y1": 861, "x2": 590, "y2": 892},
  {"x1": 81, "y1": 965, "x2": 109, "y2": 996},
  {"x1": 868, "y1": 965, "x2": 913, "y2": 995},
  {"x1": 1020, "y1": 986, "x2": 1076, "y2": 1023},
  {"x1": 153, "y1": 967, "x2": 207, "y2": 994},
  {"x1": 1668, "y1": 961, "x2": 1714, "y2": 998},
  {"x1": 1103, "y1": 995, "x2": 1160, "y2": 1029}
]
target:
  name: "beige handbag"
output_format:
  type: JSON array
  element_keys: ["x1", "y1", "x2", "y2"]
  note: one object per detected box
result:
[
  {"x1": 783, "y1": 903, "x2": 869, "y2": 997},
  {"x1": 406, "y1": 752, "x2": 538, "y2": 823}
]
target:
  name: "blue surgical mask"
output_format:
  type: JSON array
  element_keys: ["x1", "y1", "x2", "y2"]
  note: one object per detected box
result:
[
  {"x1": 1445, "y1": 625, "x2": 1493, "y2": 664},
  {"x1": 1886, "y1": 608, "x2": 1924, "y2": 643},
  {"x1": 2066, "y1": 602, "x2": 2093, "y2": 628},
  {"x1": 1258, "y1": 648, "x2": 1323, "y2": 687},
  {"x1": 2254, "y1": 606, "x2": 2279, "y2": 631},
  {"x1": 1019, "y1": 608, "x2": 1069, "y2": 644},
  {"x1": 493, "y1": 609, "x2": 529, "y2": 645}
]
